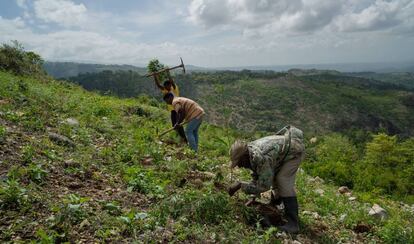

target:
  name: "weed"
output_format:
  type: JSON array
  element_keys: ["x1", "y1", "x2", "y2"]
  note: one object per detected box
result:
[
  {"x1": 28, "y1": 163, "x2": 47, "y2": 183},
  {"x1": 0, "y1": 125, "x2": 6, "y2": 142},
  {"x1": 0, "y1": 179, "x2": 28, "y2": 209},
  {"x1": 22, "y1": 144, "x2": 36, "y2": 164}
]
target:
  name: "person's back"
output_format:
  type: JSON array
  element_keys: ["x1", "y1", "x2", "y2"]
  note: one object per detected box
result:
[{"x1": 172, "y1": 97, "x2": 205, "y2": 122}]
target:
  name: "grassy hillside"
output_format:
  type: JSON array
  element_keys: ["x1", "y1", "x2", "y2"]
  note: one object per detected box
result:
[
  {"x1": 1, "y1": 71, "x2": 413, "y2": 243},
  {"x1": 65, "y1": 70, "x2": 414, "y2": 139}
]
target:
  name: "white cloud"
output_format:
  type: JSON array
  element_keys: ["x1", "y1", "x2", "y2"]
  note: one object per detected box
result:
[
  {"x1": 33, "y1": 0, "x2": 87, "y2": 27},
  {"x1": 335, "y1": 0, "x2": 414, "y2": 33},
  {"x1": 187, "y1": 0, "x2": 414, "y2": 36}
]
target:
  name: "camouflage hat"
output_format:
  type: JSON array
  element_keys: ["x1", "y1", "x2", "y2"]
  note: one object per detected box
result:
[{"x1": 229, "y1": 140, "x2": 248, "y2": 168}]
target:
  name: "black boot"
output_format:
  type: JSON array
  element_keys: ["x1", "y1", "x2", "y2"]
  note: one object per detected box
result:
[
  {"x1": 270, "y1": 191, "x2": 282, "y2": 207},
  {"x1": 278, "y1": 197, "x2": 299, "y2": 234}
]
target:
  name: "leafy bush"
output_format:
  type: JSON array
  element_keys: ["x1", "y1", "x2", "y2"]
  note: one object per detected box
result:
[
  {"x1": 303, "y1": 134, "x2": 358, "y2": 187},
  {"x1": 355, "y1": 134, "x2": 414, "y2": 195},
  {"x1": 124, "y1": 166, "x2": 165, "y2": 196},
  {"x1": 0, "y1": 179, "x2": 28, "y2": 209},
  {"x1": 0, "y1": 40, "x2": 44, "y2": 76}
]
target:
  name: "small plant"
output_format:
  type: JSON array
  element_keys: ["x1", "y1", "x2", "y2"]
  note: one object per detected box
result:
[
  {"x1": 0, "y1": 179, "x2": 28, "y2": 209},
  {"x1": 22, "y1": 144, "x2": 36, "y2": 163},
  {"x1": 124, "y1": 166, "x2": 165, "y2": 197},
  {"x1": 0, "y1": 125, "x2": 6, "y2": 143},
  {"x1": 50, "y1": 194, "x2": 90, "y2": 232},
  {"x1": 28, "y1": 163, "x2": 47, "y2": 183}
]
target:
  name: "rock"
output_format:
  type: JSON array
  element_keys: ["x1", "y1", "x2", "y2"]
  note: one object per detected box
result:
[
  {"x1": 48, "y1": 132, "x2": 75, "y2": 147},
  {"x1": 303, "y1": 211, "x2": 321, "y2": 220},
  {"x1": 309, "y1": 176, "x2": 325, "y2": 184},
  {"x1": 310, "y1": 137, "x2": 318, "y2": 144},
  {"x1": 63, "y1": 159, "x2": 80, "y2": 168},
  {"x1": 141, "y1": 157, "x2": 153, "y2": 166},
  {"x1": 192, "y1": 178, "x2": 203, "y2": 188},
  {"x1": 344, "y1": 192, "x2": 352, "y2": 197},
  {"x1": 79, "y1": 219, "x2": 90, "y2": 229},
  {"x1": 64, "y1": 118, "x2": 79, "y2": 126},
  {"x1": 338, "y1": 186, "x2": 350, "y2": 194},
  {"x1": 314, "y1": 188, "x2": 325, "y2": 196},
  {"x1": 339, "y1": 214, "x2": 347, "y2": 222},
  {"x1": 368, "y1": 204, "x2": 387, "y2": 219},
  {"x1": 349, "y1": 196, "x2": 357, "y2": 201}
]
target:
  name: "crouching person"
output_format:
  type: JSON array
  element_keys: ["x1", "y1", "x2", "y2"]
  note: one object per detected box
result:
[
  {"x1": 227, "y1": 126, "x2": 305, "y2": 233},
  {"x1": 163, "y1": 93, "x2": 205, "y2": 152}
]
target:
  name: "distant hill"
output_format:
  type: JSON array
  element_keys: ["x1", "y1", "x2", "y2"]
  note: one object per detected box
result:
[
  {"x1": 65, "y1": 69, "x2": 414, "y2": 138},
  {"x1": 43, "y1": 61, "x2": 147, "y2": 78},
  {"x1": 43, "y1": 62, "x2": 211, "y2": 78}
]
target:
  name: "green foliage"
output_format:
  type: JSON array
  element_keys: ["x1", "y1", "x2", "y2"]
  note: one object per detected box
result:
[
  {"x1": 124, "y1": 166, "x2": 165, "y2": 196},
  {"x1": 0, "y1": 179, "x2": 28, "y2": 209},
  {"x1": 304, "y1": 134, "x2": 358, "y2": 187},
  {"x1": 147, "y1": 58, "x2": 168, "y2": 81},
  {"x1": 0, "y1": 41, "x2": 44, "y2": 76},
  {"x1": 28, "y1": 163, "x2": 47, "y2": 184},
  {"x1": 0, "y1": 125, "x2": 6, "y2": 143},
  {"x1": 305, "y1": 133, "x2": 414, "y2": 200},
  {"x1": 156, "y1": 188, "x2": 232, "y2": 225},
  {"x1": 355, "y1": 134, "x2": 414, "y2": 195},
  {"x1": 50, "y1": 194, "x2": 90, "y2": 231}
]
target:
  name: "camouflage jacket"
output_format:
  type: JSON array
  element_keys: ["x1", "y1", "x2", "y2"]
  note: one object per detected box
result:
[{"x1": 240, "y1": 126, "x2": 305, "y2": 196}]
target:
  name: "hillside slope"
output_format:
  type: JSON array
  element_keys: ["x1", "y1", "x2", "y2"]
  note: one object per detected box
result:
[
  {"x1": 1, "y1": 71, "x2": 413, "y2": 243},
  {"x1": 65, "y1": 70, "x2": 414, "y2": 138}
]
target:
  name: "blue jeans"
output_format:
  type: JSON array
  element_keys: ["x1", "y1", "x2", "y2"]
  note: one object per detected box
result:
[{"x1": 185, "y1": 118, "x2": 202, "y2": 152}]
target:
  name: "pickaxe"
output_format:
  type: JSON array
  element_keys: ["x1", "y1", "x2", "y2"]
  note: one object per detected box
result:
[{"x1": 146, "y1": 57, "x2": 186, "y2": 77}]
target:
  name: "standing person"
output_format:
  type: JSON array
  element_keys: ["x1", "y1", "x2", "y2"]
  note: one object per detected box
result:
[
  {"x1": 163, "y1": 93, "x2": 205, "y2": 152},
  {"x1": 153, "y1": 72, "x2": 187, "y2": 143},
  {"x1": 227, "y1": 126, "x2": 305, "y2": 234}
]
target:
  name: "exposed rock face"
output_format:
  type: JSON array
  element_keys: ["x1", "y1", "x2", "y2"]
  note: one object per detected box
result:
[{"x1": 369, "y1": 204, "x2": 387, "y2": 219}]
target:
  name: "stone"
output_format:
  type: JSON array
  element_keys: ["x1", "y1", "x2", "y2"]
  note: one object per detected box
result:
[
  {"x1": 64, "y1": 118, "x2": 79, "y2": 126},
  {"x1": 339, "y1": 214, "x2": 347, "y2": 222},
  {"x1": 349, "y1": 197, "x2": 357, "y2": 201},
  {"x1": 338, "y1": 186, "x2": 351, "y2": 194},
  {"x1": 368, "y1": 204, "x2": 387, "y2": 219},
  {"x1": 310, "y1": 137, "x2": 318, "y2": 144},
  {"x1": 48, "y1": 132, "x2": 75, "y2": 147},
  {"x1": 315, "y1": 188, "x2": 325, "y2": 196}
]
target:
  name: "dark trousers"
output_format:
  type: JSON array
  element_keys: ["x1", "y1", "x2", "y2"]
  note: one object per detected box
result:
[{"x1": 171, "y1": 111, "x2": 187, "y2": 142}]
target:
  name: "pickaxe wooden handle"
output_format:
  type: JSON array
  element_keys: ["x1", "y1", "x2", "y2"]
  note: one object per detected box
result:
[
  {"x1": 158, "y1": 120, "x2": 189, "y2": 138},
  {"x1": 146, "y1": 57, "x2": 185, "y2": 77}
]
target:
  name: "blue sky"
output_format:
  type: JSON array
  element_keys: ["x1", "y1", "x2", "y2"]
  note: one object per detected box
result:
[{"x1": 1, "y1": 0, "x2": 413, "y2": 67}]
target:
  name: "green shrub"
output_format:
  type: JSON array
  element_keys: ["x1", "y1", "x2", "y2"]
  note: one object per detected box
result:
[
  {"x1": 0, "y1": 179, "x2": 28, "y2": 209},
  {"x1": 303, "y1": 134, "x2": 358, "y2": 187},
  {"x1": 156, "y1": 189, "x2": 232, "y2": 225},
  {"x1": 0, "y1": 40, "x2": 44, "y2": 76},
  {"x1": 28, "y1": 163, "x2": 47, "y2": 183},
  {"x1": 124, "y1": 166, "x2": 165, "y2": 197}
]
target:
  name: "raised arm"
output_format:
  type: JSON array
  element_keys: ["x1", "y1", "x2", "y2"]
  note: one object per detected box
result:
[
  {"x1": 153, "y1": 74, "x2": 164, "y2": 90},
  {"x1": 166, "y1": 70, "x2": 176, "y2": 89}
]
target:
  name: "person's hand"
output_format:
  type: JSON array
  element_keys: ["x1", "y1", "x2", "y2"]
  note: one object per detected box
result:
[{"x1": 228, "y1": 182, "x2": 242, "y2": 196}]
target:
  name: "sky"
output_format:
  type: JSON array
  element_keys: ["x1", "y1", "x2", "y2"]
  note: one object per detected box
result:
[{"x1": 0, "y1": 0, "x2": 414, "y2": 67}]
